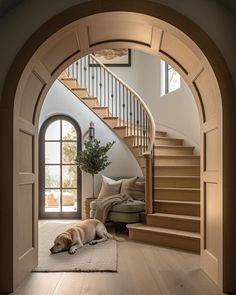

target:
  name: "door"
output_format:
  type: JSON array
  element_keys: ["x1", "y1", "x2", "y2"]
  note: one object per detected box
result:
[{"x1": 39, "y1": 115, "x2": 82, "y2": 219}]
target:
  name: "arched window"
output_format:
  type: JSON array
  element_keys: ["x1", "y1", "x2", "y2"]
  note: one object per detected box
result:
[{"x1": 39, "y1": 115, "x2": 81, "y2": 219}]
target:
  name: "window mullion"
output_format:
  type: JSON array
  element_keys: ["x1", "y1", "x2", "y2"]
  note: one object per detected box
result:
[
  {"x1": 165, "y1": 62, "x2": 169, "y2": 94},
  {"x1": 60, "y1": 119, "x2": 62, "y2": 213}
]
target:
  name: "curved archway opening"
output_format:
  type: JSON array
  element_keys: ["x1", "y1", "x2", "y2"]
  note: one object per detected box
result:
[{"x1": 2, "y1": 2, "x2": 234, "y2": 293}]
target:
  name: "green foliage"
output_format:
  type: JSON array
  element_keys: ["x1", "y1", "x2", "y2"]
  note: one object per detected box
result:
[{"x1": 75, "y1": 139, "x2": 115, "y2": 175}]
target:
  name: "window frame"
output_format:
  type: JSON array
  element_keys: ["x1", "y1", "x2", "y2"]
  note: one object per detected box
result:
[
  {"x1": 161, "y1": 60, "x2": 180, "y2": 96},
  {"x1": 39, "y1": 115, "x2": 82, "y2": 219}
]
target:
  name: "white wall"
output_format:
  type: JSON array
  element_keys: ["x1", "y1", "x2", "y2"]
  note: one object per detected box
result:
[
  {"x1": 109, "y1": 50, "x2": 200, "y2": 152},
  {"x1": 39, "y1": 80, "x2": 142, "y2": 215}
]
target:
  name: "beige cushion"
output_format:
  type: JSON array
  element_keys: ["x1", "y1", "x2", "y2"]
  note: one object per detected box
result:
[
  {"x1": 98, "y1": 175, "x2": 144, "y2": 200},
  {"x1": 120, "y1": 177, "x2": 138, "y2": 194},
  {"x1": 101, "y1": 175, "x2": 121, "y2": 185},
  {"x1": 98, "y1": 181, "x2": 122, "y2": 199},
  {"x1": 122, "y1": 179, "x2": 145, "y2": 201},
  {"x1": 90, "y1": 199, "x2": 145, "y2": 213}
]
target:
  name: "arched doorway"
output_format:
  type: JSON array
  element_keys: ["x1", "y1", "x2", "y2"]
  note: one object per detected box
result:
[{"x1": 0, "y1": 1, "x2": 235, "y2": 293}]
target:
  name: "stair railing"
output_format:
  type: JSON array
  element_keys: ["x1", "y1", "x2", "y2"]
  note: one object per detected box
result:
[{"x1": 67, "y1": 53, "x2": 155, "y2": 214}]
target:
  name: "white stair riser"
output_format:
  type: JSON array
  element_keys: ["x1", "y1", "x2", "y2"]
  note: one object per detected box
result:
[
  {"x1": 153, "y1": 166, "x2": 200, "y2": 176},
  {"x1": 155, "y1": 147, "x2": 194, "y2": 155},
  {"x1": 147, "y1": 215, "x2": 200, "y2": 232},
  {"x1": 154, "y1": 177, "x2": 200, "y2": 188},
  {"x1": 154, "y1": 189, "x2": 200, "y2": 202},
  {"x1": 155, "y1": 202, "x2": 200, "y2": 216},
  {"x1": 128, "y1": 228, "x2": 200, "y2": 252}
]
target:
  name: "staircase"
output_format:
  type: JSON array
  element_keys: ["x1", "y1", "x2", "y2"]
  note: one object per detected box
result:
[
  {"x1": 128, "y1": 131, "x2": 200, "y2": 253},
  {"x1": 59, "y1": 54, "x2": 200, "y2": 253}
]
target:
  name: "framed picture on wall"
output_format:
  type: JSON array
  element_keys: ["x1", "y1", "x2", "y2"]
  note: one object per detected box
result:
[{"x1": 90, "y1": 49, "x2": 131, "y2": 67}]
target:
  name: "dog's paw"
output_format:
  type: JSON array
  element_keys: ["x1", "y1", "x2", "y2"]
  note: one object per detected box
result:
[
  {"x1": 69, "y1": 250, "x2": 76, "y2": 254},
  {"x1": 69, "y1": 248, "x2": 77, "y2": 254},
  {"x1": 89, "y1": 241, "x2": 97, "y2": 246}
]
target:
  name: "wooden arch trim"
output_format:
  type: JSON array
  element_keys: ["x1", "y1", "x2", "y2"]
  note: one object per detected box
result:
[{"x1": 0, "y1": 1, "x2": 236, "y2": 293}]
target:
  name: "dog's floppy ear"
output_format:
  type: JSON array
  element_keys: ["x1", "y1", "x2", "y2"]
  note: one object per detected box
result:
[{"x1": 62, "y1": 234, "x2": 72, "y2": 249}]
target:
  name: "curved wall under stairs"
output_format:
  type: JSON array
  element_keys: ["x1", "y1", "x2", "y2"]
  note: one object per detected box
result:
[{"x1": 39, "y1": 79, "x2": 142, "y2": 203}]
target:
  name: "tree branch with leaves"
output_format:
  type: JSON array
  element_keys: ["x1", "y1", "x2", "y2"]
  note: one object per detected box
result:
[{"x1": 75, "y1": 139, "x2": 115, "y2": 198}]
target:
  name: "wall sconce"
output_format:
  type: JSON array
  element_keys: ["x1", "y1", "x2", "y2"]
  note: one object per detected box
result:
[{"x1": 89, "y1": 121, "x2": 95, "y2": 139}]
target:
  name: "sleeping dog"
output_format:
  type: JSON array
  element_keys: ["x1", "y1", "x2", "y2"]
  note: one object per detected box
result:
[{"x1": 50, "y1": 219, "x2": 121, "y2": 254}]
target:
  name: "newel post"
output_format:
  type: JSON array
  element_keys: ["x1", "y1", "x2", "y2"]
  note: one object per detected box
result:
[{"x1": 143, "y1": 153, "x2": 153, "y2": 215}]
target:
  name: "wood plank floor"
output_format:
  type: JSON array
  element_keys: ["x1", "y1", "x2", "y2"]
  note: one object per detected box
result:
[{"x1": 11, "y1": 221, "x2": 224, "y2": 295}]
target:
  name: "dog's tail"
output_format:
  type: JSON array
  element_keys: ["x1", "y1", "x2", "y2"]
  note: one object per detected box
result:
[{"x1": 105, "y1": 232, "x2": 125, "y2": 241}]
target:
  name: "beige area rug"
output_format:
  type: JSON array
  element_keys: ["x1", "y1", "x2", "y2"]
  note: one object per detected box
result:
[{"x1": 34, "y1": 221, "x2": 117, "y2": 272}]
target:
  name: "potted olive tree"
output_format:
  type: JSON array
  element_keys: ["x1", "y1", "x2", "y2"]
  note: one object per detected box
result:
[
  {"x1": 75, "y1": 138, "x2": 115, "y2": 218},
  {"x1": 75, "y1": 138, "x2": 115, "y2": 217}
]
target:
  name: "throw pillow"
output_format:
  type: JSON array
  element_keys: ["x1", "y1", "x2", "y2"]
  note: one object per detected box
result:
[
  {"x1": 121, "y1": 178, "x2": 145, "y2": 201},
  {"x1": 98, "y1": 176, "x2": 122, "y2": 198},
  {"x1": 101, "y1": 175, "x2": 121, "y2": 184},
  {"x1": 120, "y1": 176, "x2": 138, "y2": 194}
]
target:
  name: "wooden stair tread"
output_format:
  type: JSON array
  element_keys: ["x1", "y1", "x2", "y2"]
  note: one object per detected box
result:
[
  {"x1": 132, "y1": 144, "x2": 142, "y2": 148},
  {"x1": 82, "y1": 96, "x2": 97, "y2": 100},
  {"x1": 138, "y1": 154, "x2": 199, "y2": 158},
  {"x1": 124, "y1": 133, "x2": 167, "y2": 139},
  {"x1": 103, "y1": 116, "x2": 118, "y2": 119},
  {"x1": 153, "y1": 164, "x2": 200, "y2": 167},
  {"x1": 126, "y1": 223, "x2": 200, "y2": 238},
  {"x1": 149, "y1": 213, "x2": 200, "y2": 220},
  {"x1": 155, "y1": 136, "x2": 183, "y2": 140},
  {"x1": 154, "y1": 176, "x2": 200, "y2": 179},
  {"x1": 132, "y1": 144, "x2": 193, "y2": 149},
  {"x1": 93, "y1": 106, "x2": 108, "y2": 109},
  {"x1": 71, "y1": 87, "x2": 87, "y2": 90},
  {"x1": 156, "y1": 131, "x2": 167, "y2": 135},
  {"x1": 114, "y1": 126, "x2": 127, "y2": 129},
  {"x1": 142, "y1": 164, "x2": 200, "y2": 168},
  {"x1": 155, "y1": 130, "x2": 167, "y2": 137},
  {"x1": 155, "y1": 200, "x2": 200, "y2": 205},
  {"x1": 154, "y1": 145, "x2": 194, "y2": 149},
  {"x1": 61, "y1": 78, "x2": 76, "y2": 81},
  {"x1": 154, "y1": 155, "x2": 200, "y2": 158},
  {"x1": 155, "y1": 187, "x2": 200, "y2": 191}
]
